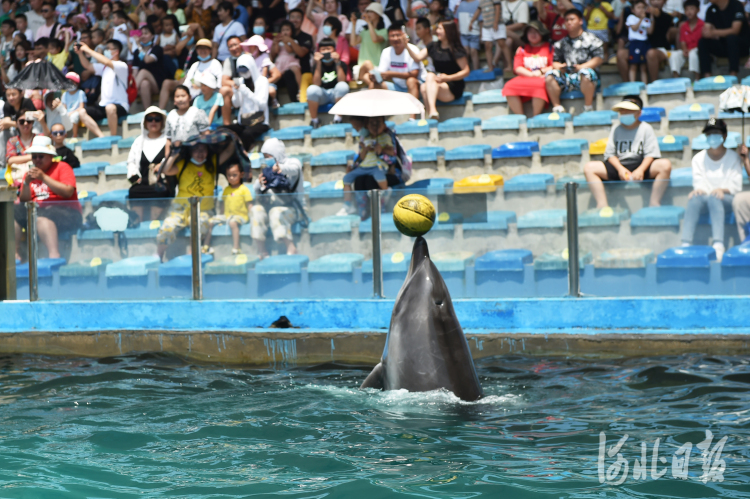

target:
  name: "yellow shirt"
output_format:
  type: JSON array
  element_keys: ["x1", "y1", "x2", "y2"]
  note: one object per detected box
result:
[
  {"x1": 585, "y1": 2, "x2": 613, "y2": 31},
  {"x1": 175, "y1": 158, "x2": 216, "y2": 211},
  {"x1": 47, "y1": 51, "x2": 68, "y2": 70},
  {"x1": 222, "y1": 183, "x2": 253, "y2": 221}
]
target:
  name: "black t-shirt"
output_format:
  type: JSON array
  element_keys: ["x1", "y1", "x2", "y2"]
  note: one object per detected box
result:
[
  {"x1": 133, "y1": 45, "x2": 166, "y2": 82},
  {"x1": 314, "y1": 59, "x2": 348, "y2": 89},
  {"x1": 648, "y1": 10, "x2": 673, "y2": 48},
  {"x1": 293, "y1": 30, "x2": 314, "y2": 74},
  {"x1": 705, "y1": 0, "x2": 749, "y2": 36},
  {"x1": 56, "y1": 145, "x2": 80, "y2": 169},
  {"x1": 3, "y1": 98, "x2": 36, "y2": 123},
  {"x1": 427, "y1": 42, "x2": 466, "y2": 75}
]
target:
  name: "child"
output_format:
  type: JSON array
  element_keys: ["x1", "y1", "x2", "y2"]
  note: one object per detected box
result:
[
  {"x1": 0, "y1": 19, "x2": 14, "y2": 65},
  {"x1": 469, "y1": 0, "x2": 503, "y2": 72},
  {"x1": 273, "y1": 21, "x2": 302, "y2": 93},
  {"x1": 46, "y1": 35, "x2": 71, "y2": 70},
  {"x1": 12, "y1": 14, "x2": 33, "y2": 43},
  {"x1": 413, "y1": 17, "x2": 436, "y2": 73},
  {"x1": 669, "y1": 0, "x2": 703, "y2": 77},
  {"x1": 204, "y1": 163, "x2": 253, "y2": 255},
  {"x1": 456, "y1": 0, "x2": 481, "y2": 69},
  {"x1": 91, "y1": 28, "x2": 106, "y2": 54},
  {"x1": 584, "y1": 0, "x2": 615, "y2": 60},
  {"x1": 61, "y1": 72, "x2": 86, "y2": 137},
  {"x1": 193, "y1": 72, "x2": 222, "y2": 124},
  {"x1": 55, "y1": 0, "x2": 79, "y2": 24},
  {"x1": 626, "y1": 0, "x2": 651, "y2": 83},
  {"x1": 50, "y1": 122, "x2": 80, "y2": 168}
]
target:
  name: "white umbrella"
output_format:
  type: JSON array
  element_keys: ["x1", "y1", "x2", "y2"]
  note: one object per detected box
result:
[
  {"x1": 328, "y1": 89, "x2": 425, "y2": 119},
  {"x1": 720, "y1": 85, "x2": 750, "y2": 143}
]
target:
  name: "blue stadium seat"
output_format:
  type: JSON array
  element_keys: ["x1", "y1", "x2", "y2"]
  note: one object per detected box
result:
[
  {"x1": 310, "y1": 180, "x2": 345, "y2": 199},
  {"x1": 517, "y1": 209, "x2": 567, "y2": 228},
  {"x1": 743, "y1": 76, "x2": 750, "y2": 86},
  {"x1": 363, "y1": 252, "x2": 412, "y2": 273},
  {"x1": 308, "y1": 215, "x2": 360, "y2": 234},
  {"x1": 270, "y1": 125, "x2": 311, "y2": 140},
  {"x1": 594, "y1": 248, "x2": 655, "y2": 268},
  {"x1": 437, "y1": 117, "x2": 480, "y2": 133},
  {"x1": 540, "y1": 138, "x2": 588, "y2": 156},
  {"x1": 657, "y1": 246, "x2": 716, "y2": 268},
  {"x1": 75, "y1": 161, "x2": 108, "y2": 177},
  {"x1": 117, "y1": 136, "x2": 135, "y2": 149},
  {"x1": 273, "y1": 102, "x2": 307, "y2": 115},
  {"x1": 433, "y1": 212, "x2": 464, "y2": 229},
  {"x1": 124, "y1": 220, "x2": 162, "y2": 239},
  {"x1": 534, "y1": 250, "x2": 593, "y2": 270},
  {"x1": 471, "y1": 89, "x2": 507, "y2": 105},
  {"x1": 670, "y1": 167, "x2": 693, "y2": 187},
  {"x1": 560, "y1": 90, "x2": 584, "y2": 100},
  {"x1": 437, "y1": 91, "x2": 472, "y2": 106},
  {"x1": 693, "y1": 75, "x2": 737, "y2": 91},
  {"x1": 59, "y1": 258, "x2": 112, "y2": 278},
  {"x1": 395, "y1": 119, "x2": 437, "y2": 134},
  {"x1": 639, "y1": 107, "x2": 666, "y2": 123},
  {"x1": 602, "y1": 81, "x2": 646, "y2": 97},
  {"x1": 528, "y1": 112, "x2": 572, "y2": 128},
  {"x1": 310, "y1": 150, "x2": 356, "y2": 166},
  {"x1": 359, "y1": 215, "x2": 400, "y2": 233},
  {"x1": 573, "y1": 110, "x2": 617, "y2": 126},
  {"x1": 476, "y1": 249, "x2": 532, "y2": 271},
  {"x1": 77, "y1": 190, "x2": 97, "y2": 206},
  {"x1": 631, "y1": 206, "x2": 685, "y2": 227},
  {"x1": 91, "y1": 189, "x2": 128, "y2": 207},
  {"x1": 692, "y1": 131, "x2": 742, "y2": 150},
  {"x1": 445, "y1": 144, "x2": 491, "y2": 160},
  {"x1": 406, "y1": 177, "x2": 454, "y2": 194},
  {"x1": 579, "y1": 207, "x2": 630, "y2": 227},
  {"x1": 503, "y1": 173, "x2": 554, "y2": 192},
  {"x1": 492, "y1": 141, "x2": 538, "y2": 159},
  {"x1": 308, "y1": 253, "x2": 364, "y2": 273},
  {"x1": 482, "y1": 114, "x2": 526, "y2": 131},
  {"x1": 432, "y1": 251, "x2": 474, "y2": 272},
  {"x1": 556, "y1": 175, "x2": 588, "y2": 189},
  {"x1": 16, "y1": 257, "x2": 66, "y2": 278},
  {"x1": 126, "y1": 112, "x2": 145, "y2": 125},
  {"x1": 255, "y1": 254, "x2": 308, "y2": 274},
  {"x1": 463, "y1": 210, "x2": 516, "y2": 231},
  {"x1": 465, "y1": 68, "x2": 503, "y2": 82},
  {"x1": 646, "y1": 77, "x2": 692, "y2": 95},
  {"x1": 722, "y1": 242, "x2": 750, "y2": 267},
  {"x1": 104, "y1": 161, "x2": 128, "y2": 175},
  {"x1": 669, "y1": 103, "x2": 715, "y2": 122},
  {"x1": 311, "y1": 123, "x2": 353, "y2": 139},
  {"x1": 718, "y1": 110, "x2": 750, "y2": 120},
  {"x1": 77, "y1": 224, "x2": 114, "y2": 240},
  {"x1": 98, "y1": 115, "x2": 127, "y2": 127},
  {"x1": 80, "y1": 136, "x2": 122, "y2": 151},
  {"x1": 207, "y1": 221, "x2": 251, "y2": 237},
  {"x1": 204, "y1": 254, "x2": 259, "y2": 275},
  {"x1": 159, "y1": 254, "x2": 213, "y2": 276},
  {"x1": 698, "y1": 210, "x2": 734, "y2": 226},
  {"x1": 408, "y1": 146, "x2": 445, "y2": 162},
  {"x1": 658, "y1": 135, "x2": 689, "y2": 152},
  {"x1": 105, "y1": 256, "x2": 160, "y2": 277},
  {"x1": 318, "y1": 102, "x2": 334, "y2": 114}
]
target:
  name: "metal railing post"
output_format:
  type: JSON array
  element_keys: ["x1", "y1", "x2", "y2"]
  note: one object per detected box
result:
[
  {"x1": 370, "y1": 189, "x2": 383, "y2": 299},
  {"x1": 189, "y1": 197, "x2": 203, "y2": 300},
  {"x1": 0, "y1": 187, "x2": 17, "y2": 300},
  {"x1": 565, "y1": 182, "x2": 580, "y2": 297},
  {"x1": 27, "y1": 202, "x2": 38, "y2": 302}
]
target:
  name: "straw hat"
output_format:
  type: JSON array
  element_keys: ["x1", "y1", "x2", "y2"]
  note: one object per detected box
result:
[{"x1": 195, "y1": 38, "x2": 212, "y2": 48}]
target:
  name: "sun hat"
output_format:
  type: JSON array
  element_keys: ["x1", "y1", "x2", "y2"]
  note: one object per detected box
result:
[
  {"x1": 521, "y1": 20, "x2": 550, "y2": 44},
  {"x1": 143, "y1": 105, "x2": 167, "y2": 120},
  {"x1": 236, "y1": 54, "x2": 255, "y2": 72},
  {"x1": 365, "y1": 2, "x2": 384, "y2": 17},
  {"x1": 65, "y1": 72, "x2": 80, "y2": 84},
  {"x1": 612, "y1": 95, "x2": 643, "y2": 112},
  {"x1": 702, "y1": 117, "x2": 727, "y2": 135},
  {"x1": 241, "y1": 34, "x2": 268, "y2": 52},
  {"x1": 197, "y1": 72, "x2": 218, "y2": 89},
  {"x1": 195, "y1": 38, "x2": 212, "y2": 48},
  {"x1": 26, "y1": 136, "x2": 57, "y2": 156}
]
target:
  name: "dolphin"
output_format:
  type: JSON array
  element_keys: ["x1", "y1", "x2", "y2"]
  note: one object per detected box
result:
[{"x1": 360, "y1": 236, "x2": 483, "y2": 401}]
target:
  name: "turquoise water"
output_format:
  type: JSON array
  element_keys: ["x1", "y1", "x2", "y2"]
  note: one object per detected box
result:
[{"x1": 1, "y1": 354, "x2": 749, "y2": 498}]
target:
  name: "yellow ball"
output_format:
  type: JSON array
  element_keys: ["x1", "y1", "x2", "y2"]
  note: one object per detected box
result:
[{"x1": 393, "y1": 194, "x2": 436, "y2": 237}]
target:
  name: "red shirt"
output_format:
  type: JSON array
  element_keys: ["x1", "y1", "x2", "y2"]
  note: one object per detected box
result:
[
  {"x1": 679, "y1": 19, "x2": 704, "y2": 51},
  {"x1": 23, "y1": 160, "x2": 81, "y2": 212},
  {"x1": 514, "y1": 43, "x2": 554, "y2": 72}
]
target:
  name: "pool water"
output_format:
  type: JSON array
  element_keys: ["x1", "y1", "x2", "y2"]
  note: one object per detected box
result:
[{"x1": 1, "y1": 353, "x2": 749, "y2": 498}]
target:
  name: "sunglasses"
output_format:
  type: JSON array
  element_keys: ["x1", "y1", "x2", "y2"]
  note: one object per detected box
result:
[
  {"x1": 41, "y1": 8, "x2": 51, "y2": 12},
  {"x1": 51, "y1": 130, "x2": 66, "y2": 136},
  {"x1": 31, "y1": 154, "x2": 49, "y2": 160},
  {"x1": 18, "y1": 119, "x2": 32, "y2": 125},
  {"x1": 145, "y1": 116, "x2": 163, "y2": 123}
]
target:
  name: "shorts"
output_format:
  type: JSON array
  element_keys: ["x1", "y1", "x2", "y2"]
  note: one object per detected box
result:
[
  {"x1": 481, "y1": 24, "x2": 506, "y2": 42},
  {"x1": 460, "y1": 34, "x2": 480, "y2": 50},
  {"x1": 604, "y1": 159, "x2": 651, "y2": 181},
  {"x1": 156, "y1": 205, "x2": 212, "y2": 245},
  {"x1": 14, "y1": 203, "x2": 83, "y2": 235},
  {"x1": 343, "y1": 166, "x2": 387, "y2": 185},
  {"x1": 69, "y1": 111, "x2": 80, "y2": 124},
  {"x1": 589, "y1": 29, "x2": 609, "y2": 43},
  {"x1": 306, "y1": 82, "x2": 350, "y2": 104},
  {"x1": 628, "y1": 39, "x2": 650, "y2": 64},
  {"x1": 384, "y1": 81, "x2": 411, "y2": 92},
  {"x1": 209, "y1": 214, "x2": 249, "y2": 226},
  {"x1": 84, "y1": 103, "x2": 128, "y2": 122},
  {"x1": 545, "y1": 67, "x2": 600, "y2": 92}
]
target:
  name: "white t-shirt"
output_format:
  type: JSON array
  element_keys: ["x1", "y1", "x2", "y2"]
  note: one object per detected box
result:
[
  {"x1": 184, "y1": 59, "x2": 224, "y2": 99},
  {"x1": 94, "y1": 60, "x2": 130, "y2": 111},
  {"x1": 501, "y1": 0, "x2": 529, "y2": 25},
  {"x1": 378, "y1": 45, "x2": 420, "y2": 88},
  {"x1": 25, "y1": 10, "x2": 45, "y2": 40},
  {"x1": 212, "y1": 21, "x2": 247, "y2": 61},
  {"x1": 626, "y1": 15, "x2": 651, "y2": 41},
  {"x1": 113, "y1": 24, "x2": 130, "y2": 59},
  {"x1": 692, "y1": 149, "x2": 743, "y2": 194},
  {"x1": 664, "y1": 0, "x2": 684, "y2": 15}
]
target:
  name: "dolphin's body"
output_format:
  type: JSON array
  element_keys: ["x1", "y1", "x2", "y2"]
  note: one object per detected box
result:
[{"x1": 360, "y1": 237, "x2": 483, "y2": 401}]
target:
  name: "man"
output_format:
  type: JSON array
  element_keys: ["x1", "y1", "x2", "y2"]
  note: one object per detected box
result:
[
  {"x1": 544, "y1": 8, "x2": 603, "y2": 114},
  {"x1": 644, "y1": 0, "x2": 674, "y2": 82},
  {"x1": 362, "y1": 23, "x2": 420, "y2": 104},
  {"x1": 212, "y1": 1, "x2": 247, "y2": 62},
  {"x1": 75, "y1": 40, "x2": 130, "y2": 138},
  {"x1": 307, "y1": 37, "x2": 349, "y2": 128},
  {"x1": 13, "y1": 136, "x2": 81, "y2": 262},
  {"x1": 583, "y1": 96, "x2": 672, "y2": 209},
  {"x1": 229, "y1": 0, "x2": 250, "y2": 29},
  {"x1": 698, "y1": 0, "x2": 750, "y2": 76},
  {"x1": 35, "y1": 0, "x2": 60, "y2": 41},
  {"x1": 220, "y1": 35, "x2": 245, "y2": 125},
  {"x1": 279, "y1": 8, "x2": 313, "y2": 102},
  {"x1": 159, "y1": 38, "x2": 224, "y2": 109},
  {"x1": 24, "y1": 0, "x2": 45, "y2": 40}
]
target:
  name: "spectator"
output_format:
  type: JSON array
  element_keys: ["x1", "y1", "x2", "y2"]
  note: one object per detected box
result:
[
  {"x1": 422, "y1": 0, "x2": 453, "y2": 25},
  {"x1": 25, "y1": 0, "x2": 46, "y2": 39},
  {"x1": 33, "y1": 36, "x2": 49, "y2": 62},
  {"x1": 625, "y1": 0, "x2": 651, "y2": 83},
  {"x1": 74, "y1": 40, "x2": 130, "y2": 138},
  {"x1": 226, "y1": 54, "x2": 271, "y2": 150},
  {"x1": 1, "y1": 41, "x2": 30, "y2": 85},
  {"x1": 193, "y1": 72, "x2": 222, "y2": 124},
  {"x1": 96, "y1": 2, "x2": 113, "y2": 31},
  {"x1": 307, "y1": 37, "x2": 349, "y2": 128},
  {"x1": 681, "y1": 119, "x2": 742, "y2": 261},
  {"x1": 644, "y1": 0, "x2": 672, "y2": 82},
  {"x1": 13, "y1": 14, "x2": 34, "y2": 44},
  {"x1": 271, "y1": 21, "x2": 303, "y2": 99},
  {"x1": 406, "y1": 21, "x2": 470, "y2": 118},
  {"x1": 252, "y1": 138, "x2": 304, "y2": 258},
  {"x1": 55, "y1": 0, "x2": 78, "y2": 24},
  {"x1": 165, "y1": 84, "x2": 210, "y2": 148},
  {"x1": 251, "y1": 16, "x2": 275, "y2": 47},
  {"x1": 132, "y1": 24, "x2": 168, "y2": 109},
  {"x1": 669, "y1": 0, "x2": 703, "y2": 77},
  {"x1": 241, "y1": 35, "x2": 282, "y2": 108},
  {"x1": 307, "y1": 0, "x2": 349, "y2": 43},
  {"x1": 363, "y1": 23, "x2": 420, "y2": 104},
  {"x1": 228, "y1": 0, "x2": 249, "y2": 28},
  {"x1": 185, "y1": 0, "x2": 214, "y2": 32},
  {"x1": 159, "y1": 38, "x2": 223, "y2": 109},
  {"x1": 545, "y1": 8, "x2": 603, "y2": 114},
  {"x1": 350, "y1": 2, "x2": 387, "y2": 77},
  {"x1": 128, "y1": 106, "x2": 171, "y2": 222},
  {"x1": 469, "y1": 0, "x2": 503, "y2": 72},
  {"x1": 5, "y1": 111, "x2": 38, "y2": 185},
  {"x1": 664, "y1": 0, "x2": 685, "y2": 43},
  {"x1": 50, "y1": 122, "x2": 79, "y2": 169},
  {"x1": 501, "y1": 0, "x2": 530, "y2": 64},
  {"x1": 0, "y1": 19, "x2": 15, "y2": 64},
  {"x1": 583, "y1": 96, "x2": 672, "y2": 209},
  {"x1": 46, "y1": 36, "x2": 72, "y2": 74},
  {"x1": 536, "y1": 0, "x2": 569, "y2": 42},
  {"x1": 110, "y1": 10, "x2": 131, "y2": 59},
  {"x1": 730, "y1": 145, "x2": 750, "y2": 242},
  {"x1": 698, "y1": 0, "x2": 750, "y2": 77},
  {"x1": 35, "y1": 1, "x2": 62, "y2": 41},
  {"x1": 61, "y1": 73, "x2": 86, "y2": 137},
  {"x1": 205, "y1": 163, "x2": 253, "y2": 255},
  {"x1": 271, "y1": 9, "x2": 313, "y2": 102},
  {"x1": 220, "y1": 35, "x2": 244, "y2": 124},
  {"x1": 502, "y1": 20, "x2": 554, "y2": 116},
  {"x1": 212, "y1": 1, "x2": 247, "y2": 62},
  {"x1": 13, "y1": 136, "x2": 81, "y2": 262},
  {"x1": 159, "y1": 14, "x2": 180, "y2": 72},
  {"x1": 41, "y1": 92, "x2": 72, "y2": 134},
  {"x1": 584, "y1": 0, "x2": 615, "y2": 61},
  {"x1": 322, "y1": 15, "x2": 351, "y2": 67},
  {"x1": 456, "y1": 0, "x2": 480, "y2": 69},
  {"x1": 166, "y1": 0, "x2": 187, "y2": 24}
]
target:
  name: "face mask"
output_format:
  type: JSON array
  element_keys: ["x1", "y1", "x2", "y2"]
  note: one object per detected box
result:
[
  {"x1": 322, "y1": 52, "x2": 332, "y2": 62},
  {"x1": 103, "y1": 49, "x2": 112, "y2": 59},
  {"x1": 619, "y1": 114, "x2": 636, "y2": 126},
  {"x1": 197, "y1": 54, "x2": 211, "y2": 61},
  {"x1": 142, "y1": 40, "x2": 152, "y2": 47},
  {"x1": 707, "y1": 134, "x2": 724, "y2": 149},
  {"x1": 253, "y1": 26, "x2": 265, "y2": 35},
  {"x1": 18, "y1": 56, "x2": 26, "y2": 61},
  {"x1": 322, "y1": 25, "x2": 332, "y2": 36},
  {"x1": 192, "y1": 157, "x2": 206, "y2": 165}
]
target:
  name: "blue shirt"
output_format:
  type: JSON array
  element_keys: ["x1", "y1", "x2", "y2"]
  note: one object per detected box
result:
[
  {"x1": 193, "y1": 92, "x2": 223, "y2": 122},
  {"x1": 61, "y1": 89, "x2": 86, "y2": 112}
]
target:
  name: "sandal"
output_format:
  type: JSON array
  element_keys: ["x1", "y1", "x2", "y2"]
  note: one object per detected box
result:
[{"x1": 428, "y1": 112, "x2": 439, "y2": 120}]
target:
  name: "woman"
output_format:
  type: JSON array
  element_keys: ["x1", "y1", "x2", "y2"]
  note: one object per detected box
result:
[
  {"x1": 165, "y1": 84, "x2": 210, "y2": 148},
  {"x1": 5, "y1": 111, "x2": 37, "y2": 186},
  {"x1": 127, "y1": 106, "x2": 172, "y2": 223},
  {"x1": 225, "y1": 54, "x2": 270, "y2": 151},
  {"x1": 307, "y1": 0, "x2": 349, "y2": 43},
  {"x1": 323, "y1": 16, "x2": 350, "y2": 68},
  {"x1": 350, "y1": 2, "x2": 387, "y2": 72},
  {"x1": 96, "y1": 1, "x2": 112, "y2": 31},
  {"x1": 159, "y1": 14, "x2": 181, "y2": 73},
  {"x1": 167, "y1": 0, "x2": 187, "y2": 25},
  {"x1": 681, "y1": 119, "x2": 745, "y2": 262},
  {"x1": 406, "y1": 21, "x2": 470, "y2": 119},
  {"x1": 502, "y1": 20, "x2": 553, "y2": 117},
  {"x1": 132, "y1": 24, "x2": 167, "y2": 109},
  {"x1": 2, "y1": 41, "x2": 31, "y2": 85}
]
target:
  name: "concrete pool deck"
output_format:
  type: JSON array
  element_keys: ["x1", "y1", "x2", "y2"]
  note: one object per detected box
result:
[{"x1": 1, "y1": 297, "x2": 750, "y2": 363}]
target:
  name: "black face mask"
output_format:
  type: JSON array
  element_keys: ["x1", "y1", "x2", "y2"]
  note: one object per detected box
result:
[{"x1": 322, "y1": 53, "x2": 332, "y2": 63}]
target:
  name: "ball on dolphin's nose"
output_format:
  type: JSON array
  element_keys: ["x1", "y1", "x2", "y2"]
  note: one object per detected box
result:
[{"x1": 393, "y1": 194, "x2": 436, "y2": 237}]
